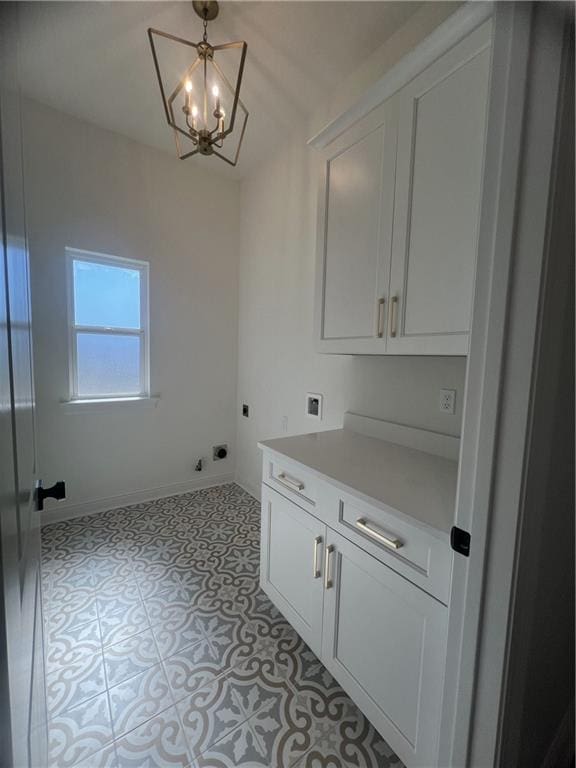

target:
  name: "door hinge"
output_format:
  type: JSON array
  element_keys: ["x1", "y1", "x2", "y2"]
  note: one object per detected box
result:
[{"x1": 450, "y1": 526, "x2": 471, "y2": 557}]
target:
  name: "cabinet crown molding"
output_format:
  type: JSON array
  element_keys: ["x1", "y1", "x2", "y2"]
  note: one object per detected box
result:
[{"x1": 307, "y1": 1, "x2": 493, "y2": 151}]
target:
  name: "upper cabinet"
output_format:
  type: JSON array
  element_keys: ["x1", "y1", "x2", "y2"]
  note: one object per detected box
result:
[
  {"x1": 315, "y1": 99, "x2": 397, "y2": 354},
  {"x1": 387, "y1": 25, "x2": 491, "y2": 355},
  {"x1": 314, "y1": 21, "x2": 492, "y2": 356}
]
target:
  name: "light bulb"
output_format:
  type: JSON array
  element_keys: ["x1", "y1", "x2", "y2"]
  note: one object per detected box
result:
[
  {"x1": 185, "y1": 79, "x2": 193, "y2": 93},
  {"x1": 212, "y1": 84, "x2": 219, "y2": 98},
  {"x1": 191, "y1": 104, "x2": 198, "y2": 118}
]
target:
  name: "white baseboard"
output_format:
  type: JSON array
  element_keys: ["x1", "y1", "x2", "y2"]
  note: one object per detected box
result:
[
  {"x1": 235, "y1": 473, "x2": 261, "y2": 502},
  {"x1": 41, "y1": 473, "x2": 236, "y2": 526}
]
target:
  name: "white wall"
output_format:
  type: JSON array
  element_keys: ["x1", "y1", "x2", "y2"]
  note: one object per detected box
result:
[
  {"x1": 23, "y1": 99, "x2": 240, "y2": 517},
  {"x1": 235, "y1": 2, "x2": 467, "y2": 498},
  {"x1": 25, "y1": 3, "x2": 470, "y2": 512}
]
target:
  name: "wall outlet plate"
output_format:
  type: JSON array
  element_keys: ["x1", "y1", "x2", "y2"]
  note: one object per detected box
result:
[
  {"x1": 306, "y1": 392, "x2": 323, "y2": 420},
  {"x1": 439, "y1": 389, "x2": 456, "y2": 415}
]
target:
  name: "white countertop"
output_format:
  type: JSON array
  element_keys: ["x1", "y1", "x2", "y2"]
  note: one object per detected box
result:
[{"x1": 258, "y1": 427, "x2": 458, "y2": 537}]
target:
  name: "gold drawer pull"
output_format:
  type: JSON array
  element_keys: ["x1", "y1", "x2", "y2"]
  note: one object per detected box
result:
[
  {"x1": 356, "y1": 518, "x2": 403, "y2": 550},
  {"x1": 277, "y1": 472, "x2": 304, "y2": 492},
  {"x1": 324, "y1": 544, "x2": 334, "y2": 589},
  {"x1": 313, "y1": 536, "x2": 322, "y2": 579}
]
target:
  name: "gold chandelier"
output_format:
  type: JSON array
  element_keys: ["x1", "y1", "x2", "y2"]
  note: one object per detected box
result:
[{"x1": 148, "y1": 1, "x2": 248, "y2": 166}]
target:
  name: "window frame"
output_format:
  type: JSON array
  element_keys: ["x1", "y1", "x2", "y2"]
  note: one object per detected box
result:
[{"x1": 66, "y1": 247, "x2": 150, "y2": 401}]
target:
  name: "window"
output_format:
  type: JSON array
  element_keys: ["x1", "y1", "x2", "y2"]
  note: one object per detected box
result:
[{"x1": 67, "y1": 248, "x2": 149, "y2": 400}]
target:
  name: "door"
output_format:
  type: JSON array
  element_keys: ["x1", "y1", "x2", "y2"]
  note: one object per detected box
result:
[
  {"x1": 314, "y1": 97, "x2": 397, "y2": 354},
  {"x1": 387, "y1": 21, "x2": 491, "y2": 356},
  {"x1": 260, "y1": 485, "x2": 325, "y2": 657},
  {"x1": 0, "y1": 7, "x2": 48, "y2": 767},
  {"x1": 441, "y1": 6, "x2": 575, "y2": 766},
  {"x1": 321, "y1": 530, "x2": 448, "y2": 768}
]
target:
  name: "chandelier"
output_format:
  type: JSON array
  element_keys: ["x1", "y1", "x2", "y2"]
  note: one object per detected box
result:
[{"x1": 148, "y1": 1, "x2": 248, "y2": 166}]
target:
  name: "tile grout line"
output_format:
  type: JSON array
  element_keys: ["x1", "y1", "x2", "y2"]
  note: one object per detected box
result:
[
  {"x1": 104, "y1": 552, "x2": 188, "y2": 758},
  {"x1": 46, "y1": 561, "x2": 114, "y2": 767},
  {"x1": 97, "y1": 585, "x2": 118, "y2": 758}
]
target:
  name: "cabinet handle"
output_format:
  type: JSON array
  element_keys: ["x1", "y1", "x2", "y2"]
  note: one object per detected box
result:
[
  {"x1": 356, "y1": 518, "x2": 403, "y2": 550},
  {"x1": 277, "y1": 472, "x2": 304, "y2": 492},
  {"x1": 376, "y1": 297, "x2": 386, "y2": 338},
  {"x1": 313, "y1": 536, "x2": 322, "y2": 579},
  {"x1": 324, "y1": 544, "x2": 334, "y2": 589},
  {"x1": 389, "y1": 295, "x2": 399, "y2": 338}
]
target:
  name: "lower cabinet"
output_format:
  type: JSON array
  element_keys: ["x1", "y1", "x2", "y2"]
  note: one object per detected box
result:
[
  {"x1": 260, "y1": 483, "x2": 448, "y2": 768},
  {"x1": 322, "y1": 530, "x2": 447, "y2": 767},
  {"x1": 260, "y1": 484, "x2": 325, "y2": 657}
]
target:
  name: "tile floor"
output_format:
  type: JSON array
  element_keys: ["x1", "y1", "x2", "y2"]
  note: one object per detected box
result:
[{"x1": 42, "y1": 483, "x2": 404, "y2": 768}]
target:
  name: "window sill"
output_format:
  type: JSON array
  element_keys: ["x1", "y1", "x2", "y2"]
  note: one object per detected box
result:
[{"x1": 60, "y1": 396, "x2": 160, "y2": 414}]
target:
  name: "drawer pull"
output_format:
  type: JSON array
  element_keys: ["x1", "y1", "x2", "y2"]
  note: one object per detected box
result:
[
  {"x1": 376, "y1": 297, "x2": 385, "y2": 338},
  {"x1": 389, "y1": 295, "x2": 398, "y2": 338},
  {"x1": 356, "y1": 518, "x2": 403, "y2": 550},
  {"x1": 324, "y1": 544, "x2": 334, "y2": 589},
  {"x1": 313, "y1": 536, "x2": 322, "y2": 579},
  {"x1": 276, "y1": 472, "x2": 304, "y2": 492}
]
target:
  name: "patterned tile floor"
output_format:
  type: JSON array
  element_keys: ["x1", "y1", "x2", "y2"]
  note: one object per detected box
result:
[{"x1": 41, "y1": 483, "x2": 404, "y2": 768}]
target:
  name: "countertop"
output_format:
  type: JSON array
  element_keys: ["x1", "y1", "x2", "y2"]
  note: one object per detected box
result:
[{"x1": 258, "y1": 427, "x2": 458, "y2": 537}]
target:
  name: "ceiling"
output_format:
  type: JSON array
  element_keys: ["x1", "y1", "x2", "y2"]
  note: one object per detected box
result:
[{"x1": 16, "y1": 1, "x2": 423, "y2": 179}]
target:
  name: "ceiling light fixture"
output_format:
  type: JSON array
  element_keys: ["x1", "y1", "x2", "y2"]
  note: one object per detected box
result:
[{"x1": 148, "y1": 1, "x2": 248, "y2": 166}]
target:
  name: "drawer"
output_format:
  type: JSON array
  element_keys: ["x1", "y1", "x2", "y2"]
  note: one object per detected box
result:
[
  {"x1": 324, "y1": 486, "x2": 452, "y2": 604},
  {"x1": 262, "y1": 452, "x2": 318, "y2": 514}
]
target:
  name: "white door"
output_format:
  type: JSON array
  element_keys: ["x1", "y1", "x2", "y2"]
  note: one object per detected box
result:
[
  {"x1": 0, "y1": 8, "x2": 48, "y2": 765},
  {"x1": 260, "y1": 485, "x2": 325, "y2": 657},
  {"x1": 315, "y1": 98, "x2": 397, "y2": 354},
  {"x1": 321, "y1": 530, "x2": 448, "y2": 768},
  {"x1": 387, "y1": 22, "x2": 491, "y2": 355}
]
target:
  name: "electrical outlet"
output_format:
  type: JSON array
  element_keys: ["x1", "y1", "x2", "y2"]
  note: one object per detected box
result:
[
  {"x1": 439, "y1": 389, "x2": 456, "y2": 415},
  {"x1": 213, "y1": 444, "x2": 228, "y2": 461}
]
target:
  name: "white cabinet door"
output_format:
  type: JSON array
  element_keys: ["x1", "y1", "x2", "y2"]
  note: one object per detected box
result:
[
  {"x1": 321, "y1": 530, "x2": 448, "y2": 768},
  {"x1": 387, "y1": 22, "x2": 491, "y2": 355},
  {"x1": 260, "y1": 485, "x2": 325, "y2": 658},
  {"x1": 315, "y1": 98, "x2": 397, "y2": 354}
]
